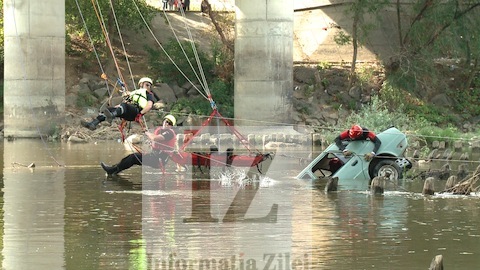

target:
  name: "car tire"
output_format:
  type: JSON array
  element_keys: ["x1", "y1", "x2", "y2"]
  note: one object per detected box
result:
[{"x1": 372, "y1": 159, "x2": 403, "y2": 181}]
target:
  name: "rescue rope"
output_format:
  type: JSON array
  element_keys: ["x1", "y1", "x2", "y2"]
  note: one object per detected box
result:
[
  {"x1": 107, "y1": 0, "x2": 136, "y2": 88},
  {"x1": 131, "y1": 0, "x2": 209, "y2": 101},
  {"x1": 74, "y1": 0, "x2": 114, "y2": 102},
  {"x1": 79, "y1": 0, "x2": 148, "y2": 165},
  {"x1": 89, "y1": 0, "x2": 128, "y2": 91},
  {"x1": 80, "y1": 2, "x2": 480, "y2": 174},
  {"x1": 161, "y1": 9, "x2": 209, "y2": 94},
  {"x1": 175, "y1": 7, "x2": 212, "y2": 98}
]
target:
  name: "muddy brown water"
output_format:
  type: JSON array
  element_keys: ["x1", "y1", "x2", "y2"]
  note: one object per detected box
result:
[{"x1": 1, "y1": 139, "x2": 480, "y2": 269}]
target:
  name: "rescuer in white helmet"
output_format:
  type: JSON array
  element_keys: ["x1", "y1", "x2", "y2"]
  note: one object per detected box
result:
[{"x1": 81, "y1": 77, "x2": 155, "y2": 130}]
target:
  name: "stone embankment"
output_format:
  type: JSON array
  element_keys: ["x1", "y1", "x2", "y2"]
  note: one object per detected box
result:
[{"x1": 67, "y1": 73, "x2": 480, "y2": 173}]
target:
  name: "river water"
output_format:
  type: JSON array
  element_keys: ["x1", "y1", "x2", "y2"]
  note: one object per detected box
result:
[{"x1": 1, "y1": 139, "x2": 480, "y2": 270}]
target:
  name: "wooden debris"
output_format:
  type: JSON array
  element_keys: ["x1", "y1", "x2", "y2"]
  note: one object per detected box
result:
[
  {"x1": 456, "y1": 164, "x2": 469, "y2": 180},
  {"x1": 445, "y1": 175, "x2": 458, "y2": 190},
  {"x1": 12, "y1": 162, "x2": 35, "y2": 168},
  {"x1": 324, "y1": 176, "x2": 338, "y2": 192},
  {"x1": 423, "y1": 177, "x2": 435, "y2": 195},
  {"x1": 438, "y1": 163, "x2": 451, "y2": 180},
  {"x1": 370, "y1": 176, "x2": 385, "y2": 195},
  {"x1": 429, "y1": 254, "x2": 444, "y2": 270},
  {"x1": 67, "y1": 131, "x2": 91, "y2": 143},
  {"x1": 440, "y1": 165, "x2": 480, "y2": 195},
  {"x1": 414, "y1": 164, "x2": 451, "y2": 180},
  {"x1": 68, "y1": 135, "x2": 87, "y2": 143}
]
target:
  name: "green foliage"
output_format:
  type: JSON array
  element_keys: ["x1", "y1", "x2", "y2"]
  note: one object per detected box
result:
[
  {"x1": 333, "y1": 31, "x2": 351, "y2": 46},
  {"x1": 170, "y1": 79, "x2": 234, "y2": 118},
  {"x1": 316, "y1": 61, "x2": 332, "y2": 70},
  {"x1": 320, "y1": 78, "x2": 330, "y2": 89},
  {"x1": 298, "y1": 105, "x2": 311, "y2": 116},
  {"x1": 380, "y1": 77, "x2": 463, "y2": 128},
  {"x1": 76, "y1": 91, "x2": 97, "y2": 108},
  {"x1": 356, "y1": 65, "x2": 377, "y2": 87},
  {"x1": 416, "y1": 125, "x2": 460, "y2": 146},
  {"x1": 379, "y1": 80, "x2": 410, "y2": 109},
  {"x1": 390, "y1": 1, "x2": 480, "y2": 122},
  {"x1": 303, "y1": 85, "x2": 315, "y2": 97},
  {"x1": 146, "y1": 39, "x2": 215, "y2": 86},
  {"x1": 406, "y1": 103, "x2": 460, "y2": 125},
  {"x1": 65, "y1": 0, "x2": 156, "y2": 46},
  {"x1": 344, "y1": 96, "x2": 411, "y2": 133},
  {"x1": 318, "y1": 94, "x2": 466, "y2": 151},
  {"x1": 450, "y1": 81, "x2": 480, "y2": 116},
  {"x1": 210, "y1": 35, "x2": 235, "y2": 83}
]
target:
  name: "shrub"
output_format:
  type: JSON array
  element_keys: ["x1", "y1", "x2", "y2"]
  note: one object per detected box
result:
[
  {"x1": 170, "y1": 79, "x2": 233, "y2": 118},
  {"x1": 146, "y1": 39, "x2": 214, "y2": 86}
]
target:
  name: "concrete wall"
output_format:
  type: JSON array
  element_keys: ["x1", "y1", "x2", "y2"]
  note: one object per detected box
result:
[
  {"x1": 234, "y1": 0, "x2": 294, "y2": 125},
  {"x1": 3, "y1": 0, "x2": 65, "y2": 137},
  {"x1": 294, "y1": 1, "x2": 406, "y2": 63}
]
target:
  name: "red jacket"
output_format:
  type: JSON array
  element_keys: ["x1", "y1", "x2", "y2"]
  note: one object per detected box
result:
[{"x1": 151, "y1": 127, "x2": 176, "y2": 151}]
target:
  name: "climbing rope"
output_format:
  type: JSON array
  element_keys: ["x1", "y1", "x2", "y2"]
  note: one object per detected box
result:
[
  {"x1": 88, "y1": 0, "x2": 129, "y2": 90},
  {"x1": 106, "y1": 0, "x2": 136, "y2": 88},
  {"x1": 131, "y1": 0, "x2": 210, "y2": 101}
]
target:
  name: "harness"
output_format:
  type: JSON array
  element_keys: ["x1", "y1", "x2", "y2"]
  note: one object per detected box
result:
[{"x1": 128, "y1": 88, "x2": 148, "y2": 109}]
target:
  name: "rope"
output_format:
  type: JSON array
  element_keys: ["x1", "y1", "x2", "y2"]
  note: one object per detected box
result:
[
  {"x1": 107, "y1": 0, "x2": 136, "y2": 89},
  {"x1": 162, "y1": 9, "x2": 209, "y2": 94},
  {"x1": 80, "y1": 2, "x2": 480, "y2": 174},
  {"x1": 80, "y1": 0, "x2": 148, "y2": 165},
  {"x1": 176, "y1": 8, "x2": 212, "y2": 98},
  {"x1": 89, "y1": 0, "x2": 128, "y2": 91},
  {"x1": 74, "y1": 0, "x2": 113, "y2": 97},
  {"x1": 131, "y1": 0, "x2": 209, "y2": 100}
]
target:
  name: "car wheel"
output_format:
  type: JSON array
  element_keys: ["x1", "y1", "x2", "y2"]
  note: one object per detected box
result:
[{"x1": 372, "y1": 159, "x2": 402, "y2": 181}]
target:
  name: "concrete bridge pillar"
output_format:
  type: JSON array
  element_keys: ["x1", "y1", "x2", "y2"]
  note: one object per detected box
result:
[
  {"x1": 234, "y1": 0, "x2": 294, "y2": 126},
  {"x1": 3, "y1": 0, "x2": 65, "y2": 138}
]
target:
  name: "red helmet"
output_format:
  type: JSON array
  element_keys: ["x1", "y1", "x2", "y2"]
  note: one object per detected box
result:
[{"x1": 348, "y1": 125, "x2": 363, "y2": 139}]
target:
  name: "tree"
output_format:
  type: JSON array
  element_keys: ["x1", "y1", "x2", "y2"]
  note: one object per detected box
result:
[
  {"x1": 201, "y1": 0, "x2": 235, "y2": 83},
  {"x1": 388, "y1": 0, "x2": 480, "y2": 120},
  {"x1": 66, "y1": 0, "x2": 156, "y2": 46},
  {"x1": 401, "y1": 0, "x2": 480, "y2": 56},
  {"x1": 335, "y1": 0, "x2": 389, "y2": 86},
  {"x1": 202, "y1": 0, "x2": 234, "y2": 54}
]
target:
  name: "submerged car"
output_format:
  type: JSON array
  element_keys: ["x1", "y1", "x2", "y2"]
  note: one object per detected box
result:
[{"x1": 296, "y1": 127, "x2": 412, "y2": 190}]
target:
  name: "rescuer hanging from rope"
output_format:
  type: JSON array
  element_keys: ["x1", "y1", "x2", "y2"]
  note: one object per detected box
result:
[{"x1": 81, "y1": 77, "x2": 156, "y2": 130}]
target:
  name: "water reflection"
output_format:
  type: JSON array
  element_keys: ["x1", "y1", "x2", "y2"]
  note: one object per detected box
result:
[
  {"x1": 140, "y1": 158, "x2": 305, "y2": 270},
  {"x1": 2, "y1": 140, "x2": 65, "y2": 270},
  {"x1": 0, "y1": 140, "x2": 480, "y2": 269}
]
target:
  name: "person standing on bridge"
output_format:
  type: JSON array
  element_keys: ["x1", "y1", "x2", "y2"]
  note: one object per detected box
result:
[
  {"x1": 162, "y1": 0, "x2": 168, "y2": 11},
  {"x1": 81, "y1": 77, "x2": 155, "y2": 131},
  {"x1": 334, "y1": 124, "x2": 382, "y2": 161}
]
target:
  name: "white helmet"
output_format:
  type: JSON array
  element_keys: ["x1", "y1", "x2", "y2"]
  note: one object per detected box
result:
[
  {"x1": 138, "y1": 77, "x2": 153, "y2": 87},
  {"x1": 163, "y1": 114, "x2": 176, "y2": 126}
]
